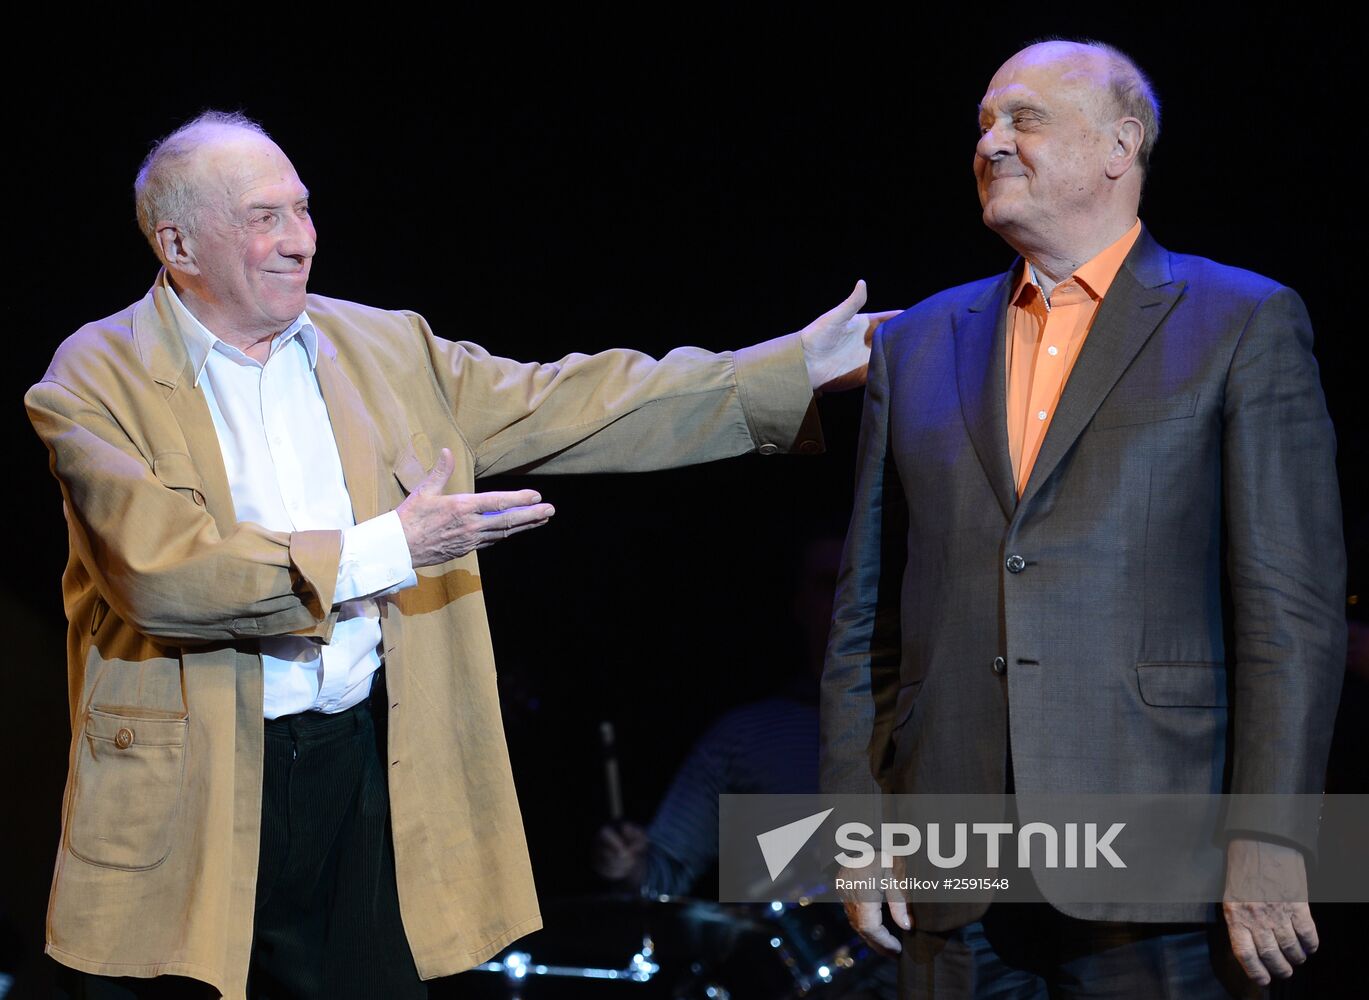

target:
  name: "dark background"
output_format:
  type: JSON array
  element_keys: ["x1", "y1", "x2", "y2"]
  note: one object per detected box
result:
[{"x1": 4, "y1": 7, "x2": 1362, "y2": 997}]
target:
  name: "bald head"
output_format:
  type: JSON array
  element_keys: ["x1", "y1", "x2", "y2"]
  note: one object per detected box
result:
[{"x1": 134, "y1": 111, "x2": 275, "y2": 263}]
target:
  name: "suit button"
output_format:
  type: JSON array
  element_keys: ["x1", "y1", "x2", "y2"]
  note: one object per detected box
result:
[
  {"x1": 758, "y1": 443, "x2": 780, "y2": 456},
  {"x1": 1005, "y1": 554, "x2": 1026, "y2": 573},
  {"x1": 992, "y1": 656, "x2": 1006, "y2": 675},
  {"x1": 798, "y1": 440, "x2": 821, "y2": 455},
  {"x1": 114, "y1": 727, "x2": 134, "y2": 750}
]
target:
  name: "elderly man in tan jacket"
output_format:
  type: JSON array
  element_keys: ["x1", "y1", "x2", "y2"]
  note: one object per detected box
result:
[{"x1": 26, "y1": 111, "x2": 891, "y2": 999}]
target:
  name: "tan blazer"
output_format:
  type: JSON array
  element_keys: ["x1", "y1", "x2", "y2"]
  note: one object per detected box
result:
[{"x1": 26, "y1": 276, "x2": 820, "y2": 998}]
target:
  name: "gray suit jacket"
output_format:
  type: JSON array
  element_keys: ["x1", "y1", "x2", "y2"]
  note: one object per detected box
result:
[{"x1": 819, "y1": 229, "x2": 1345, "y2": 927}]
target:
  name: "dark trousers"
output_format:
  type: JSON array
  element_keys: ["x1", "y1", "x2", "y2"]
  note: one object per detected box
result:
[
  {"x1": 249, "y1": 693, "x2": 425, "y2": 999},
  {"x1": 58, "y1": 692, "x2": 427, "y2": 1000},
  {"x1": 899, "y1": 902, "x2": 1266, "y2": 999}
]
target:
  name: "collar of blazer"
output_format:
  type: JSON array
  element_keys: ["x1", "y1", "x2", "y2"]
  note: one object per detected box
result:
[
  {"x1": 954, "y1": 226, "x2": 1188, "y2": 521},
  {"x1": 129, "y1": 271, "x2": 381, "y2": 532}
]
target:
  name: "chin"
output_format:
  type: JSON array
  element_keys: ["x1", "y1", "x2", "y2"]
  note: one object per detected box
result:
[{"x1": 980, "y1": 204, "x2": 1014, "y2": 233}]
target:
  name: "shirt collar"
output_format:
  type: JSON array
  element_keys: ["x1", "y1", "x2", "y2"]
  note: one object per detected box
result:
[
  {"x1": 162, "y1": 272, "x2": 318, "y2": 386},
  {"x1": 1012, "y1": 219, "x2": 1143, "y2": 309}
]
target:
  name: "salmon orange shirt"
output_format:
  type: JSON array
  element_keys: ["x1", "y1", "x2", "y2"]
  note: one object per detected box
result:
[{"x1": 1006, "y1": 220, "x2": 1142, "y2": 494}]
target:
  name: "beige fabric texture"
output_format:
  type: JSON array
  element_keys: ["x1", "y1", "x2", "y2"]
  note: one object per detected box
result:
[{"x1": 26, "y1": 275, "x2": 821, "y2": 997}]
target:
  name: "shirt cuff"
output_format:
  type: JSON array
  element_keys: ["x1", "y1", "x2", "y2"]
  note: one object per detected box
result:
[{"x1": 335, "y1": 511, "x2": 417, "y2": 603}]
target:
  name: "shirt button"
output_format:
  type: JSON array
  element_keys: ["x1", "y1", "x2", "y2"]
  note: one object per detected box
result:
[
  {"x1": 1047, "y1": 345, "x2": 1059, "y2": 356},
  {"x1": 1037, "y1": 410, "x2": 1048, "y2": 421},
  {"x1": 114, "y1": 727, "x2": 134, "y2": 750},
  {"x1": 992, "y1": 656, "x2": 1007, "y2": 675},
  {"x1": 1006, "y1": 554, "x2": 1027, "y2": 574}
]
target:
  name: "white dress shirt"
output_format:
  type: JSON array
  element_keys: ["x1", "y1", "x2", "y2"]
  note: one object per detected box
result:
[{"x1": 166, "y1": 277, "x2": 417, "y2": 719}]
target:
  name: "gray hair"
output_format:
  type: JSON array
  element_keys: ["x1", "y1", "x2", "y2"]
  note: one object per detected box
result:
[
  {"x1": 1030, "y1": 38, "x2": 1162, "y2": 176},
  {"x1": 1091, "y1": 41, "x2": 1161, "y2": 175},
  {"x1": 133, "y1": 110, "x2": 271, "y2": 261}
]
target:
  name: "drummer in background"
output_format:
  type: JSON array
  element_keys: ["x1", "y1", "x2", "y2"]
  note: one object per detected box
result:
[
  {"x1": 592, "y1": 535, "x2": 838, "y2": 894},
  {"x1": 592, "y1": 535, "x2": 896, "y2": 997}
]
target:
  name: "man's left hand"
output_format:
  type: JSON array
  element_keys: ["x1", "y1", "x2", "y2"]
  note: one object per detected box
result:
[
  {"x1": 799, "y1": 280, "x2": 900, "y2": 392},
  {"x1": 1223, "y1": 837, "x2": 1318, "y2": 985}
]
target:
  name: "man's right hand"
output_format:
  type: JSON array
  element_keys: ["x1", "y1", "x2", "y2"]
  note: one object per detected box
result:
[
  {"x1": 397, "y1": 447, "x2": 556, "y2": 567},
  {"x1": 836, "y1": 862, "x2": 912, "y2": 958},
  {"x1": 593, "y1": 821, "x2": 649, "y2": 885}
]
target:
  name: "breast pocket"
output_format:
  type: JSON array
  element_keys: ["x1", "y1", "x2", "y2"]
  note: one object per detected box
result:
[
  {"x1": 152, "y1": 452, "x2": 207, "y2": 507},
  {"x1": 66, "y1": 708, "x2": 188, "y2": 870},
  {"x1": 392, "y1": 432, "x2": 437, "y2": 497},
  {"x1": 1091, "y1": 393, "x2": 1198, "y2": 431}
]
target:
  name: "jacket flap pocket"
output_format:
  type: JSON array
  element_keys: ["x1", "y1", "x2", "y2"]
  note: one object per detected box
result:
[
  {"x1": 1135, "y1": 662, "x2": 1227, "y2": 708},
  {"x1": 70, "y1": 708, "x2": 189, "y2": 870},
  {"x1": 892, "y1": 679, "x2": 924, "y2": 730},
  {"x1": 87, "y1": 707, "x2": 188, "y2": 746},
  {"x1": 152, "y1": 452, "x2": 204, "y2": 490},
  {"x1": 394, "y1": 435, "x2": 432, "y2": 495},
  {"x1": 1092, "y1": 394, "x2": 1197, "y2": 431}
]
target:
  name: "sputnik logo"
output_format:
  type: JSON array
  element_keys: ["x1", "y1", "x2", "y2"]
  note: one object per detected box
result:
[{"x1": 756, "y1": 808, "x2": 834, "y2": 881}]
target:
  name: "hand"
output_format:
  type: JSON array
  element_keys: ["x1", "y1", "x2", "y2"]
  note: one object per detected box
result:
[
  {"x1": 835, "y1": 860, "x2": 911, "y2": 958},
  {"x1": 593, "y1": 821, "x2": 649, "y2": 885},
  {"x1": 798, "y1": 280, "x2": 901, "y2": 393},
  {"x1": 396, "y1": 448, "x2": 555, "y2": 567},
  {"x1": 1222, "y1": 837, "x2": 1318, "y2": 985}
]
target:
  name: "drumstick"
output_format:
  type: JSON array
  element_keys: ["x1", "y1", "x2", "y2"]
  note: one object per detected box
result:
[{"x1": 599, "y1": 720, "x2": 624, "y2": 823}]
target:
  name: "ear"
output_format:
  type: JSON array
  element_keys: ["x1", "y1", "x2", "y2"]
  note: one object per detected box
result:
[
  {"x1": 1105, "y1": 118, "x2": 1144, "y2": 180},
  {"x1": 155, "y1": 222, "x2": 200, "y2": 276}
]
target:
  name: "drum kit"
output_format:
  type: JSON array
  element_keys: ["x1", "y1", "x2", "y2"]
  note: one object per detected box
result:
[
  {"x1": 458, "y1": 893, "x2": 884, "y2": 999},
  {"x1": 439, "y1": 722, "x2": 892, "y2": 998}
]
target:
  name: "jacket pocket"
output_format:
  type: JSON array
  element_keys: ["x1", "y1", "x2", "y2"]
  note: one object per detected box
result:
[
  {"x1": 393, "y1": 434, "x2": 432, "y2": 495},
  {"x1": 891, "y1": 679, "x2": 924, "y2": 732},
  {"x1": 1135, "y1": 662, "x2": 1228, "y2": 708},
  {"x1": 152, "y1": 451, "x2": 206, "y2": 507},
  {"x1": 1091, "y1": 394, "x2": 1197, "y2": 431},
  {"x1": 66, "y1": 707, "x2": 188, "y2": 870}
]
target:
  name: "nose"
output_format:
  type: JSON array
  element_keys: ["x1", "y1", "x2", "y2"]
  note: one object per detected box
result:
[
  {"x1": 279, "y1": 211, "x2": 317, "y2": 262},
  {"x1": 976, "y1": 124, "x2": 1014, "y2": 163}
]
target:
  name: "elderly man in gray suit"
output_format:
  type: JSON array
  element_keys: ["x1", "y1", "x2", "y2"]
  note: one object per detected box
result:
[{"x1": 820, "y1": 39, "x2": 1345, "y2": 998}]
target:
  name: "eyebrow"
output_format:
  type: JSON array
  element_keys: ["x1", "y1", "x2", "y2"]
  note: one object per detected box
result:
[
  {"x1": 978, "y1": 97, "x2": 1048, "y2": 121},
  {"x1": 244, "y1": 190, "x2": 311, "y2": 211}
]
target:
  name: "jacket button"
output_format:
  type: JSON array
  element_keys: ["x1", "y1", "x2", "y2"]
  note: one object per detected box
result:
[
  {"x1": 758, "y1": 443, "x2": 779, "y2": 456},
  {"x1": 992, "y1": 656, "x2": 1006, "y2": 675},
  {"x1": 114, "y1": 727, "x2": 134, "y2": 750},
  {"x1": 798, "y1": 439, "x2": 821, "y2": 455},
  {"x1": 1005, "y1": 554, "x2": 1027, "y2": 573}
]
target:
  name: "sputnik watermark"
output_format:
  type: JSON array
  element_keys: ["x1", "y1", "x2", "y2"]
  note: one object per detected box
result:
[
  {"x1": 833, "y1": 820, "x2": 1126, "y2": 870},
  {"x1": 721, "y1": 794, "x2": 1369, "y2": 905}
]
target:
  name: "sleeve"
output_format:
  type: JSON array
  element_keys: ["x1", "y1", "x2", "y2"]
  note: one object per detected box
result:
[
  {"x1": 1220, "y1": 285, "x2": 1347, "y2": 853},
  {"x1": 26, "y1": 378, "x2": 344, "y2": 644},
  {"x1": 408, "y1": 312, "x2": 824, "y2": 477},
  {"x1": 644, "y1": 719, "x2": 735, "y2": 897},
  {"x1": 336, "y1": 511, "x2": 416, "y2": 603},
  {"x1": 819, "y1": 321, "x2": 909, "y2": 796}
]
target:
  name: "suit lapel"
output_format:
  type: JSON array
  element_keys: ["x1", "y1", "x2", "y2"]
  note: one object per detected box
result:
[
  {"x1": 135, "y1": 276, "x2": 382, "y2": 531},
  {"x1": 1016, "y1": 229, "x2": 1186, "y2": 511},
  {"x1": 314, "y1": 332, "x2": 380, "y2": 526},
  {"x1": 955, "y1": 272, "x2": 1017, "y2": 521},
  {"x1": 134, "y1": 278, "x2": 238, "y2": 528}
]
